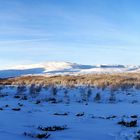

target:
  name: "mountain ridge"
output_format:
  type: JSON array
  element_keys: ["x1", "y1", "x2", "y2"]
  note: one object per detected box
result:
[{"x1": 0, "y1": 61, "x2": 140, "y2": 78}]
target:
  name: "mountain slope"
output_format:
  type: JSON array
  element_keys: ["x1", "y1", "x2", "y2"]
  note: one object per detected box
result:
[{"x1": 0, "y1": 61, "x2": 140, "y2": 78}]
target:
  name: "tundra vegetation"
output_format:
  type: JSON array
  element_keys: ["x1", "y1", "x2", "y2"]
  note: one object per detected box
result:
[{"x1": 0, "y1": 73, "x2": 140, "y2": 89}]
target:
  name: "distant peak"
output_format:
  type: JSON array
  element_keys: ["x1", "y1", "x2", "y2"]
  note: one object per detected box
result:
[{"x1": 0, "y1": 61, "x2": 140, "y2": 78}]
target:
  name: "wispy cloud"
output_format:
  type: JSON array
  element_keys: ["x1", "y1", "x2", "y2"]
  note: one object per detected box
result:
[{"x1": 0, "y1": 0, "x2": 140, "y2": 67}]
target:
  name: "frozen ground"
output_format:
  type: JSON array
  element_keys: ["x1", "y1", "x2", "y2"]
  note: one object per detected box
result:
[
  {"x1": 1, "y1": 98, "x2": 140, "y2": 140},
  {"x1": 0, "y1": 86, "x2": 140, "y2": 140}
]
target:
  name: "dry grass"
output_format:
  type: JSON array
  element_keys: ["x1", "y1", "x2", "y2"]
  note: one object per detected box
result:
[{"x1": 1, "y1": 73, "x2": 140, "y2": 89}]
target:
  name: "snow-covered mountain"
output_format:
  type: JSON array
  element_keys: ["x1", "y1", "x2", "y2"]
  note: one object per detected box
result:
[{"x1": 0, "y1": 61, "x2": 140, "y2": 78}]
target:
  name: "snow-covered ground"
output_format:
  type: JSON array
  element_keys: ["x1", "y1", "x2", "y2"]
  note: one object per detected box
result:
[
  {"x1": 0, "y1": 85, "x2": 140, "y2": 140},
  {"x1": 0, "y1": 62, "x2": 140, "y2": 140},
  {"x1": 0, "y1": 61, "x2": 140, "y2": 78}
]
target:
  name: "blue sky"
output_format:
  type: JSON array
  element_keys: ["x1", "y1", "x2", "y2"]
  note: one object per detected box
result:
[{"x1": 1, "y1": 0, "x2": 140, "y2": 68}]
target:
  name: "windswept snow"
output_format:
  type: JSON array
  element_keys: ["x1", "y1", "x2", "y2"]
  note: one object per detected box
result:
[
  {"x1": 0, "y1": 61, "x2": 140, "y2": 78},
  {"x1": 0, "y1": 85, "x2": 140, "y2": 140}
]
